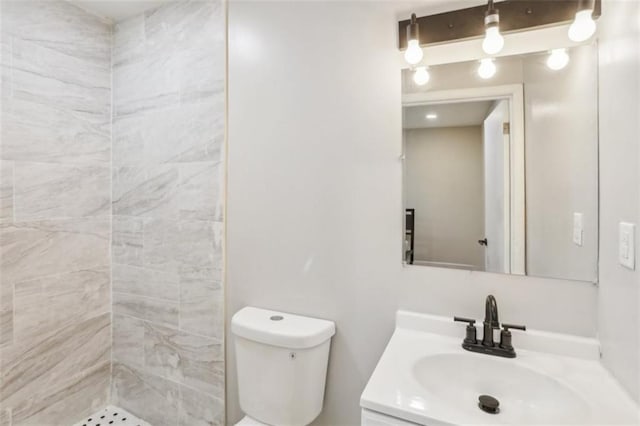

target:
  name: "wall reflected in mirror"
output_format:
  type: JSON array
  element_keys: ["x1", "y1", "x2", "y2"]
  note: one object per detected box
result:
[{"x1": 402, "y1": 44, "x2": 598, "y2": 283}]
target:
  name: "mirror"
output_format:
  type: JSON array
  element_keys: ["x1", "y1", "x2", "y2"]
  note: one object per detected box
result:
[{"x1": 402, "y1": 44, "x2": 598, "y2": 283}]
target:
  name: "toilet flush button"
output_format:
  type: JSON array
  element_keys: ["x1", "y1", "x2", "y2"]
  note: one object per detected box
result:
[{"x1": 270, "y1": 315, "x2": 284, "y2": 321}]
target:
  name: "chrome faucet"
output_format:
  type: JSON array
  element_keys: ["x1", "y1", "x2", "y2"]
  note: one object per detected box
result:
[{"x1": 454, "y1": 294, "x2": 526, "y2": 358}]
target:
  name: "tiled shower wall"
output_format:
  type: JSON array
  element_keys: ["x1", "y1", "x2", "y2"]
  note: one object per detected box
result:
[
  {"x1": 110, "y1": 2, "x2": 225, "y2": 426},
  {"x1": 0, "y1": 0, "x2": 225, "y2": 425},
  {"x1": 0, "y1": 1, "x2": 112, "y2": 425}
]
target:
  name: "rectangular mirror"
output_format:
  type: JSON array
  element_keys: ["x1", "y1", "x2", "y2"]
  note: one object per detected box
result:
[{"x1": 402, "y1": 44, "x2": 598, "y2": 283}]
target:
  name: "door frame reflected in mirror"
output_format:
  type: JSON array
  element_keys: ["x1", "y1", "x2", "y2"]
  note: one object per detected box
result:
[{"x1": 402, "y1": 84, "x2": 525, "y2": 275}]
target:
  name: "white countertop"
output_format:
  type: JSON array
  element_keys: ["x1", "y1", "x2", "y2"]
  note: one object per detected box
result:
[{"x1": 360, "y1": 311, "x2": 640, "y2": 425}]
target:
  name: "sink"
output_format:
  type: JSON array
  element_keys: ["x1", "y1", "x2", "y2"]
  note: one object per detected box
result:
[
  {"x1": 360, "y1": 311, "x2": 639, "y2": 425},
  {"x1": 412, "y1": 353, "x2": 589, "y2": 424}
]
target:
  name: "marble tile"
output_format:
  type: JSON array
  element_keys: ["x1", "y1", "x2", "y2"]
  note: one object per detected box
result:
[
  {"x1": 0, "y1": 162, "x2": 14, "y2": 223},
  {"x1": 0, "y1": 218, "x2": 110, "y2": 284},
  {"x1": 179, "y1": 385, "x2": 225, "y2": 426},
  {"x1": 11, "y1": 38, "x2": 110, "y2": 126},
  {"x1": 112, "y1": 165, "x2": 180, "y2": 218},
  {"x1": 0, "y1": 408, "x2": 10, "y2": 426},
  {"x1": 1, "y1": 2, "x2": 113, "y2": 423},
  {"x1": 13, "y1": 269, "x2": 110, "y2": 342},
  {"x1": 181, "y1": 282, "x2": 224, "y2": 341},
  {"x1": 143, "y1": 103, "x2": 224, "y2": 165},
  {"x1": 1, "y1": 97, "x2": 111, "y2": 164},
  {"x1": 1, "y1": 313, "x2": 110, "y2": 409},
  {"x1": 13, "y1": 162, "x2": 110, "y2": 220},
  {"x1": 113, "y1": 114, "x2": 146, "y2": 166},
  {"x1": 113, "y1": 292, "x2": 179, "y2": 328},
  {"x1": 1, "y1": 1, "x2": 111, "y2": 63},
  {"x1": 113, "y1": 104, "x2": 224, "y2": 166},
  {"x1": 180, "y1": 50, "x2": 224, "y2": 105},
  {"x1": 179, "y1": 163, "x2": 224, "y2": 221},
  {"x1": 113, "y1": 15, "x2": 145, "y2": 67},
  {"x1": 1, "y1": 36, "x2": 12, "y2": 101},
  {"x1": 110, "y1": 1, "x2": 227, "y2": 420},
  {"x1": 142, "y1": 219, "x2": 223, "y2": 278},
  {"x1": 111, "y1": 362, "x2": 180, "y2": 426},
  {"x1": 0, "y1": 282, "x2": 13, "y2": 348},
  {"x1": 113, "y1": 215, "x2": 144, "y2": 266},
  {"x1": 12, "y1": 361, "x2": 110, "y2": 426},
  {"x1": 113, "y1": 52, "x2": 181, "y2": 117},
  {"x1": 113, "y1": 314, "x2": 145, "y2": 369},
  {"x1": 145, "y1": 1, "x2": 223, "y2": 52},
  {"x1": 144, "y1": 322, "x2": 223, "y2": 396},
  {"x1": 113, "y1": 263, "x2": 179, "y2": 301}
]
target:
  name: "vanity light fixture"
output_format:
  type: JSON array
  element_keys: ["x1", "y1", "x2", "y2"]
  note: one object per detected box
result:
[
  {"x1": 547, "y1": 48, "x2": 570, "y2": 70},
  {"x1": 413, "y1": 66, "x2": 430, "y2": 86},
  {"x1": 404, "y1": 13, "x2": 423, "y2": 65},
  {"x1": 482, "y1": 0, "x2": 504, "y2": 55},
  {"x1": 478, "y1": 58, "x2": 497, "y2": 79},
  {"x1": 426, "y1": 113, "x2": 438, "y2": 120},
  {"x1": 569, "y1": 0, "x2": 596, "y2": 42}
]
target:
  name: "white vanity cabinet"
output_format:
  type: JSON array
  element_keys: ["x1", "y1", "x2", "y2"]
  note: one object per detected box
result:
[{"x1": 361, "y1": 409, "x2": 421, "y2": 426}]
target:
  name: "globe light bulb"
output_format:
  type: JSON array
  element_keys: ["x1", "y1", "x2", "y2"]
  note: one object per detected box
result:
[
  {"x1": 413, "y1": 66, "x2": 430, "y2": 86},
  {"x1": 482, "y1": 26, "x2": 504, "y2": 55},
  {"x1": 478, "y1": 58, "x2": 497, "y2": 79},
  {"x1": 547, "y1": 48, "x2": 570, "y2": 70},
  {"x1": 404, "y1": 39, "x2": 424, "y2": 65},
  {"x1": 568, "y1": 9, "x2": 596, "y2": 42}
]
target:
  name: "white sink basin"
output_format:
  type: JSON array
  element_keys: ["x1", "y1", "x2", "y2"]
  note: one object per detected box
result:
[
  {"x1": 413, "y1": 353, "x2": 588, "y2": 424},
  {"x1": 361, "y1": 311, "x2": 640, "y2": 425}
]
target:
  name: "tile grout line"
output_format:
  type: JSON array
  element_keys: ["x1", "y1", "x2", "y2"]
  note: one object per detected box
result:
[{"x1": 109, "y1": 14, "x2": 115, "y2": 409}]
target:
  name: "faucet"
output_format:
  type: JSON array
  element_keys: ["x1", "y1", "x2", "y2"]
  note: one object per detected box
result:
[
  {"x1": 454, "y1": 294, "x2": 526, "y2": 358},
  {"x1": 482, "y1": 295, "x2": 499, "y2": 346}
]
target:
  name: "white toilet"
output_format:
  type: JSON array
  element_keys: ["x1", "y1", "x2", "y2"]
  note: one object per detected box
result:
[{"x1": 232, "y1": 307, "x2": 336, "y2": 426}]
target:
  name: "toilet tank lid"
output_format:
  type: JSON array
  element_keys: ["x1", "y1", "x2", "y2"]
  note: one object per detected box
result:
[{"x1": 232, "y1": 307, "x2": 336, "y2": 349}]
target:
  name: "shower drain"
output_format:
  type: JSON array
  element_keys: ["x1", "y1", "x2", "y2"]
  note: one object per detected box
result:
[{"x1": 72, "y1": 405, "x2": 151, "y2": 426}]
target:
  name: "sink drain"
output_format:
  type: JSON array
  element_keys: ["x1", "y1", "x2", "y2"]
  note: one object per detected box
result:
[{"x1": 478, "y1": 394, "x2": 500, "y2": 414}]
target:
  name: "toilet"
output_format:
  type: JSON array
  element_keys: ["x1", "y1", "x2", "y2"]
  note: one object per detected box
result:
[{"x1": 232, "y1": 307, "x2": 336, "y2": 426}]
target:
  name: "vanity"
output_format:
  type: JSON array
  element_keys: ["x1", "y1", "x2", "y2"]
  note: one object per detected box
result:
[
  {"x1": 360, "y1": 307, "x2": 639, "y2": 425},
  {"x1": 363, "y1": 2, "x2": 640, "y2": 424}
]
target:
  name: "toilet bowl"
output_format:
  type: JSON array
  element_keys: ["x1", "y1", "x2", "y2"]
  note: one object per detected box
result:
[{"x1": 232, "y1": 307, "x2": 336, "y2": 426}]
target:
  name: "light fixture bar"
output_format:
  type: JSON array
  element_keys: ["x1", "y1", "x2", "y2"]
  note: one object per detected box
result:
[{"x1": 398, "y1": 0, "x2": 601, "y2": 49}]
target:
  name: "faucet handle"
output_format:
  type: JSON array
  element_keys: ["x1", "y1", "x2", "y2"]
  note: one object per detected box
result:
[
  {"x1": 454, "y1": 317, "x2": 477, "y2": 345},
  {"x1": 501, "y1": 323, "x2": 526, "y2": 331},
  {"x1": 499, "y1": 323, "x2": 526, "y2": 352},
  {"x1": 454, "y1": 316, "x2": 476, "y2": 325}
]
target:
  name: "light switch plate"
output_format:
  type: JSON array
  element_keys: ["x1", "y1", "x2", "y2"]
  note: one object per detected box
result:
[
  {"x1": 619, "y1": 222, "x2": 636, "y2": 270},
  {"x1": 573, "y1": 213, "x2": 583, "y2": 246}
]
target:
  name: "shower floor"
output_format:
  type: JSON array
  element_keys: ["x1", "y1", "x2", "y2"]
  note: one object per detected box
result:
[{"x1": 72, "y1": 406, "x2": 151, "y2": 426}]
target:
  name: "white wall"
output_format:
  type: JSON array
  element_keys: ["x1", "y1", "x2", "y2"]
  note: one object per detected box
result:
[
  {"x1": 597, "y1": 0, "x2": 640, "y2": 403},
  {"x1": 227, "y1": 2, "x2": 598, "y2": 425},
  {"x1": 405, "y1": 126, "x2": 484, "y2": 268},
  {"x1": 523, "y1": 45, "x2": 599, "y2": 282}
]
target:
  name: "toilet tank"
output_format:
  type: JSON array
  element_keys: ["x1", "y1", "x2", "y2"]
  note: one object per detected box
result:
[{"x1": 232, "y1": 307, "x2": 336, "y2": 426}]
